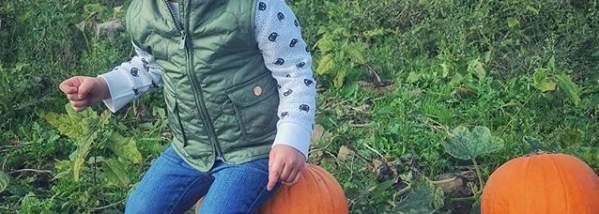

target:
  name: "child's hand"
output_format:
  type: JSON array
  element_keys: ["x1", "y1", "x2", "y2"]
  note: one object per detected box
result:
[
  {"x1": 59, "y1": 76, "x2": 110, "y2": 112},
  {"x1": 267, "y1": 144, "x2": 306, "y2": 191}
]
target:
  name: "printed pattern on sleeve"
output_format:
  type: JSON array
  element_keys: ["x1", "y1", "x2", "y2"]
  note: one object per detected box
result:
[
  {"x1": 255, "y1": 0, "x2": 317, "y2": 157},
  {"x1": 97, "y1": 43, "x2": 163, "y2": 112}
]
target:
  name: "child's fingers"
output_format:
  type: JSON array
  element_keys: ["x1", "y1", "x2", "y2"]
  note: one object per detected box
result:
[
  {"x1": 267, "y1": 159, "x2": 283, "y2": 191},
  {"x1": 279, "y1": 161, "x2": 293, "y2": 182},
  {"x1": 290, "y1": 173, "x2": 302, "y2": 185},
  {"x1": 70, "y1": 99, "x2": 89, "y2": 108},
  {"x1": 77, "y1": 79, "x2": 95, "y2": 98},
  {"x1": 67, "y1": 93, "x2": 85, "y2": 101},
  {"x1": 284, "y1": 167, "x2": 299, "y2": 183},
  {"x1": 59, "y1": 79, "x2": 78, "y2": 94}
]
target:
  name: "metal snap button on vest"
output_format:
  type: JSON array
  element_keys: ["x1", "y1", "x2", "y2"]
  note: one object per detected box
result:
[{"x1": 253, "y1": 85, "x2": 263, "y2": 96}]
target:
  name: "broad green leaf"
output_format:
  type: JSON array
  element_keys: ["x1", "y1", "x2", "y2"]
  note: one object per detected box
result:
[
  {"x1": 555, "y1": 73, "x2": 581, "y2": 106},
  {"x1": 345, "y1": 42, "x2": 367, "y2": 65},
  {"x1": 0, "y1": 171, "x2": 9, "y2": 193},
  {"x1": 104, "y1": 159, "x2": 130, "y2": 187},
  {"x1": 72, "y1": 129, "x2": 97, "y2": 181},
  {"x1": 507, "y1": 17, "x2": 520, "y2": 28},
  {"x1": 44, "y1": 104, "x2": 97, "y2": 140},
  {"x1": 395, "y1": 178, "x2": 444, "y2": 214},
  {"x1": 44, "y1": 111, "x2": 84, "y2": 140},
  {"x1": 468, "y1": 59, "x2": 486, "y2": 80},
  {"x1": 44, "y1": 105, "x2": 112, "y2": 181},
  {"x1": 83, "y1": 3, "x2": 106, "y2": 16},
  {"x1": 532, "y1": 68, "x2": 557, "y2": 92},
  {"x1": 444, "y1": 126, "x2": 504, "y2": 160},
  {"x1": 440, "y1": 63, "x2": 450, "y2": 78},
  {"x1": 65, "y1": 103, "x2": 97, "y2": 123},
  {"x1": 547, "y1": 56, "x2": 556, "y2": 71},
  {"x1": 108, "y1": 133, "x2": 142, "y2": 164},
  {"x1": 407, "y1": 72, "x2": 420, "y2": 83},
  {"x1": 316, "y1": 34, "x2": 335, "y2": 52},
  {"x1": 333, "y1": 66, "x2": 348, "y2": 88},
  {"x1": 316, "y1": 54, "x2": 335, "y2": 75},
  {"x1": 526, "y1": 5, "x2": 539, "y2": 15}
]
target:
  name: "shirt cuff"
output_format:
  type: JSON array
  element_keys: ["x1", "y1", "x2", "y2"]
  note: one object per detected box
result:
[
  {"x1": 97, "y1": 70, "x2": 135, "y2": 113},
  {"x1": 273, "y1": 121, "x2": 312, "y2": 158}
]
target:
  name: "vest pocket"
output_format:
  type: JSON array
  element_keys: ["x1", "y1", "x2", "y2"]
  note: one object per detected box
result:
[
  {"x1": 226, "y1": 73, "x2": 279, "y2": 143},
  {"x1": 165, "y1": 98, "x2": 188, "y2": 145}
]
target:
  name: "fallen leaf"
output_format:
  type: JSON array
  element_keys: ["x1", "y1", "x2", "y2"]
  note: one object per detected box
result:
[
  {"x1": 369, "y1": 159, "x2": 397, "y2": 181},
  {"x1": 310, "y1": 124, "x2": 326, "y2": 145},
  {"x1": 337, "y1": 145, "x2": 355, "y2": 161},
  {"x1": 433, "y1": 173, "x2": 464, "y2": 195}
]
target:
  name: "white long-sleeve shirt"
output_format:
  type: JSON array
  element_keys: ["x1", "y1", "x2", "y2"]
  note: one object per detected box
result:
[{"x1": 98, "y1": 0, "x2": 315, "y2": 157}]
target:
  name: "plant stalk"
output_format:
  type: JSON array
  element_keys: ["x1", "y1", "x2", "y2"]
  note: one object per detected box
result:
[{"x1": 472, "y1": 158, "x2": 484, "y2": 195}]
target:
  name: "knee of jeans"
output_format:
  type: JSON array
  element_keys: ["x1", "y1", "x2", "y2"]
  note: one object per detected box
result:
[{"x1": 124, "y1": 193, "x2": 151, "y2": 214}]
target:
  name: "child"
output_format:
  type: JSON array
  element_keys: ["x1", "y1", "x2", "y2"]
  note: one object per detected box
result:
[{"x1": 58, "y1": 0, "x2": 316, "y2": 213}]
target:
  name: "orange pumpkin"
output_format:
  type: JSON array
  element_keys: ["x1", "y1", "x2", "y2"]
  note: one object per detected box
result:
[
  {"x1": 196, "y1": 164, "x2": 349, "y2": 214},
  {"x1": 259, "y1": 164, "x2": 348, "y2": 214},
  {"x1": 482, "y1": 153, "x2": 599, "y2": 214}
]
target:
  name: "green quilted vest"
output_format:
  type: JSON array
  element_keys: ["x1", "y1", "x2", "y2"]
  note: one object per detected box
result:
[{"x1": 126, "y1": 0, "x2": 279, "y2": 171}]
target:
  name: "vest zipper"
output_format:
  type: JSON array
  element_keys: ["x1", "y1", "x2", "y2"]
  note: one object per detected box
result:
[
  {"x1": 179, "y1": 30, "x2": 186, "y2": 49},
  {"x1": 164, "y1": 0, "x2": 226, "y2": 161}
]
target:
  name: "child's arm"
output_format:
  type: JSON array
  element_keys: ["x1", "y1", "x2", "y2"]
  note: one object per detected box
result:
[
  {"x1": 97, "y1": 43, "x2": 163, "y2": 112},
  {"x1": 58, "y1": 44, "x2": 162, "y2": 112},
  {"x1": 256, "y1": 0, "x2": 316, "y2": 188}
]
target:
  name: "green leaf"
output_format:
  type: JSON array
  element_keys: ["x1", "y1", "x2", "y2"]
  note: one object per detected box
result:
[
  {"x1": 108, "y1": 133, "x2": 142, "y2": 164},
  {"x1": 395, "y1": 178, "x2": 444, "y2": 214},
  {"x1": 333, "y1": 65, "x2": 349, "y2": 88},
  {"x1": 407, "y1": 72, "x2": 420, "y2": 83},
  {"x1": 43, "y1": 104, "x2": 97, "y2": 140},
  {"x1": 104, "y1": 159, "x2": 130, "y2": 187},
  {"x1": 43, "y1": 105, "x2": 112, "y2": 181},
  {"x1": 526, "y1": 5, "x2": 539, "y2": 15},
  {"x1": 468, "y1": 59, "x2": 486, "y2": 80},
  {"x1": 507, "y1": 17, "x2": 520, "y2": 28},
  {"x1": 0, "y1": 171, "x2": 9, "y2": 193},
  {"x1": 444, "y1": 126, "x2": 504, "y2": 160},
  {"x1": 440, "y1": 63, "x2": 450, "y2": 78},
  {"x1": 71, "y1": 128, "x2": 97, "y2": 181},
  {"x1": 44, "y1": 113, "x2": 83, "y2": 140},
  {"x1": 83, "y1": 3, "x2": 106, "y2": 16},
  {"x1": 547, "y1": 56, "x2": 556, "y2": 71},
  {"x1": 316, "y1": 34, "x2": 335, "y2": 53},
  {"x1": 346, "y1": 42, "x2": 367, "y2": 65},
  {"x1": 316, "y1": 54, "x2": 335, "y2": 75},
  {"x1": 532, "y1": 68, "x2": 557, "y2": 92},
  {"x1": 555, "y1": 73, "x2": 581, "y2": 106}
]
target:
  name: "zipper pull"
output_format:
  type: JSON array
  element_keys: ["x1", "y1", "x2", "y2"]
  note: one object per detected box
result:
[{"x1": 179, "y1": 31, "x2": 186, "y2": 49}]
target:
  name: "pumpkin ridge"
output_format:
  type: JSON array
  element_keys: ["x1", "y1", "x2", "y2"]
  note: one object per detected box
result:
[
  {"x1": 312, "y1": 166, "x2": 332, "y2": 213},
  {"x1": 523, "y1": 155, "x2": 533, "y2": 214},
  {"x1": 551, "y1": 155, "x2": 572, "y2": 213}
]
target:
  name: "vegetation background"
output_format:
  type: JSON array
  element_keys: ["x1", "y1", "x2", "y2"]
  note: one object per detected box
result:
[{"x1": 1, "y1": 0, "x2": 598, "y2": 213}]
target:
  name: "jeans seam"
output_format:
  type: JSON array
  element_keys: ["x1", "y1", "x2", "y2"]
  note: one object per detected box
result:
[
  {"x1": 245, "y1": 183, "x2": 276, "y2": 213},
  {"x1": 165, "y1": 175, "x2": 208, "y2": 214}
]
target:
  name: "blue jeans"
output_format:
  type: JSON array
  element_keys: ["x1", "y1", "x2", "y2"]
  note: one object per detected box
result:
[{"x1": 125, "y1": 145, "x2": 280, "y2": 214}]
